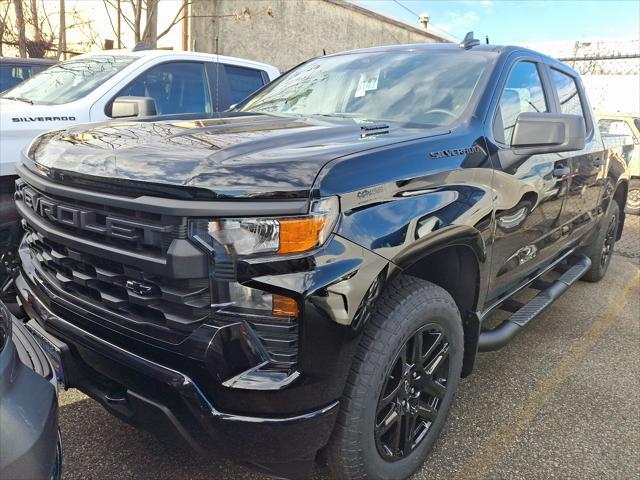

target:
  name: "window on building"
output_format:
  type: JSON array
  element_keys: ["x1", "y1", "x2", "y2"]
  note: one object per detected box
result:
[
  {"x1": 493, "y1": 61, "x2": 548, "y2": 145},
  {"x1": 117, "y1": 62, "x2": 211, "y2": 115},
  {"x1": 224, "y1": 65, "x2": 265, "y2": 105}
]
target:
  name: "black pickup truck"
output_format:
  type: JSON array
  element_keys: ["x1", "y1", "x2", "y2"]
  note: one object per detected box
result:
[{"x1": 5, "y1": 36, "x2": 629, "y2": 480}]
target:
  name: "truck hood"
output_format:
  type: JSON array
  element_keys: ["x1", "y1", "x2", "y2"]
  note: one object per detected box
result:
[
  {"x1": 0, "y1": 98, "x2": 75, "y2": 116},
  {"x1": 26, "y1": 113, "x2": 449, "y2": 199},
  {"x1": 0, "y1": 98, "x2": 81, "y2": 131},
  {"x1": 0, "y1": 97, "x2": 33, "y2": 112}
]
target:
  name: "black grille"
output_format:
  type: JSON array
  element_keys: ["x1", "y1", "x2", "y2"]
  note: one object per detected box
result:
[
  {"x1": 15, "y1": 178, "x2": 186, "y2": 254},
  {"x1": 23, "y1": 227, "x2": 210, "y2": 343},
  {"x1": 16, "y1": 175, "x2": 299, "y2": 369}
]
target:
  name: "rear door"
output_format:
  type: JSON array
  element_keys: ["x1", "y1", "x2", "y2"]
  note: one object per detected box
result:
[
  {"x1": 545, "y1": 65, "x2": 605, "y2": 243},
  {"x1": 206, "y1": 63, "x2": 269, "y2": 111},
  {"x1": 223, "y1": 64, "x2": 268, "y2": 106}
]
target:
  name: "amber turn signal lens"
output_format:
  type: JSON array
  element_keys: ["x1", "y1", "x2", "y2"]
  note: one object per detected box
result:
[
  {"x1": 278, "y1": 216, "x2": 327, "y2": 254},
  {"x1": 272, "y1": 294, "x2": 299, "y2": 318}
]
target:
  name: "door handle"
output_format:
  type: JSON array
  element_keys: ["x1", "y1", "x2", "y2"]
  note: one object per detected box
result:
[
  {"x1": 593, "y1": 158, "x2": 605, "y2": 168},
  {"x1": 553, "y1": 165, "x2": 571, "y2": 178}
]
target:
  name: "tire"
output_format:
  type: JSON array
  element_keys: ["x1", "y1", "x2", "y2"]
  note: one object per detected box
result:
[
  {"x1": 626, "y1": 179, "x2": 640, "y2": 216},
  {"x1": 582, "y1": 200, "x2": 620, "y2": 282},
  {"x1": 326, "y1": 276, "x2": 464, "y2": 480}
]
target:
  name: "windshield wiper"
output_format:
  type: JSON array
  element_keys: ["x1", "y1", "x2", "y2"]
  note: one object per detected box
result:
[
  {"x1": 310, "y1": 113, "x2": 361, "y2": 119},
  {"x1": 2, "y1": 96, "x2": 34, "y2": 105}
]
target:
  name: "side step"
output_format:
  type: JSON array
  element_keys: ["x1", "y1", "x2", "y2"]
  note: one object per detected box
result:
[{"x1": 478, "y1": 254, "x2": 592, "y2": 352}]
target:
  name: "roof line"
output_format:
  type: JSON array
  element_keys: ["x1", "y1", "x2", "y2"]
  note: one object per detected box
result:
[{"x1": 325, "y1": 0, "x2": 451, "y2": 43}]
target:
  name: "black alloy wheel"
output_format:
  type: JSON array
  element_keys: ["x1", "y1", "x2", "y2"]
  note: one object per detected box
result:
[
  {"x1": 375, "y1": 324, "x2": 450, "y2": 460},
  {"x1": 326, "y1": 277, "x2": 463, "y2": 480},
  {"x1": 582, "y1": 200, "x2": 620, "y2": 282},
  {"x1": 600, "y1": 213, "x2": 617, "y2": 268}
]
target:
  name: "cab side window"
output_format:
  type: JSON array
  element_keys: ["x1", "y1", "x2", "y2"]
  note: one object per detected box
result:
[
  {"x1": 550, "y1": 69, "x2": 587, "y2": 132},
  {"x1": 598, "y1": 119, "x2": 638, "y2": 145},
  {"x1": 117, "y1": 62, "x2": 211, "y2": 115},
  {"x1": 493, "y1": 61, "x2": 548, "y2": 145},
  {"x1": 224, "y1": 65, "x2": 266, "y2": 105}
]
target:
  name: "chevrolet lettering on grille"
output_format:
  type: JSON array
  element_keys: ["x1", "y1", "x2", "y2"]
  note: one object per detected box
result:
[{"x1": 15, "y1": 180, "x2": 171, "y2": 245}]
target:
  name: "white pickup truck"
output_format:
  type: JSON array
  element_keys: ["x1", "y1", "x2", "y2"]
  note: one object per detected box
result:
[
  {"x1": 0, "y1": 49, "x2": 280, "y2": 178},
  {"x1": 0, "y1": 49, "x2": 278, "y2": 285}
]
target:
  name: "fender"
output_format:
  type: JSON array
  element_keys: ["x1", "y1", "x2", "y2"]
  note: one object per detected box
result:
[
  {"x1": 598, "y1": 145, "x2": 629, "y2": 240},
  {"x1": 601, "y1": 146, "x2": 629, "y2": 204},
  {"x1": 332, "y1": 180, "x2": 493, "y2": 314},
  {"x1": 390, "y1": 226, "x2": 486, "y2": 378},
  {"x1": 392, "y1": 224, "x2": 486, "y2": 270}
]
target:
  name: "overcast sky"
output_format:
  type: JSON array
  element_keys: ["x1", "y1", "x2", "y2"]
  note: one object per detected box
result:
[{"x1": 355, "y1": 0, "x2": 640, "y2": 44}]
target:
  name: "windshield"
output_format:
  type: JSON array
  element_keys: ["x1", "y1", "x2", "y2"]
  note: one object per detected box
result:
[
  {"x1": 239, "y1": 50, "x2": 489, "y2": 127},
  {"x1": 1, "y1": 55, "x2": 136, "y2": 105}
]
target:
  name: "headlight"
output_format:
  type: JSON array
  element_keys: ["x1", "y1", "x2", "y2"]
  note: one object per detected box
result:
[
  {"x1": 228, "y1": 282, "x2": 299, "y2": 318},
  {"x1": 189, "y1": 197, "x2": 339, "y2": 257}
]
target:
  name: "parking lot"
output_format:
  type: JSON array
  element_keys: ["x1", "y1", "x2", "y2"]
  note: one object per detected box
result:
[{"x1": 57, "y1": 216, "x2": 640, "y2": 480}]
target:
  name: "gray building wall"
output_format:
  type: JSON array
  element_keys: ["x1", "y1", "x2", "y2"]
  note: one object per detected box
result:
[{"x1": 189, "y1": 0, "x2": 448, "y2": 72}]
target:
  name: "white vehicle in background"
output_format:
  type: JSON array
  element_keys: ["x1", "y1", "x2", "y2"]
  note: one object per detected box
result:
[
  {"x1": 0, "y1": 48, "x2": 278, "y2": 288},
  {"x1": 0, "y1": 49, "x2": 280, "y2": 179},
  {"x1": 597, "y1": 114, "x2": 640, "y2": 215}
]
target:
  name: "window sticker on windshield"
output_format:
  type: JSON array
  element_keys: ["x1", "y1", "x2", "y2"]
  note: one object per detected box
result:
[{"x1": 355, "y1": 71, "x2": 380, "y2": 98}]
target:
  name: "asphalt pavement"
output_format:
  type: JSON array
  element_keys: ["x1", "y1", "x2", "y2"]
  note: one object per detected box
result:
[{"x1": 58, "y1": 218, "x2": 640, "y2": 480}]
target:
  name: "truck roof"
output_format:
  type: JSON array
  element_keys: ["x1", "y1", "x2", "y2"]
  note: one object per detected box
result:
[
  {"x1": 69, "y1": 49, "x2": 279, "y2": 75},
  {"x1": 0, "y1": 57, "x2": 58, "y2": 65},
  {"x1": 328, "y1": 42, "x2": 580, "y2": 77}
]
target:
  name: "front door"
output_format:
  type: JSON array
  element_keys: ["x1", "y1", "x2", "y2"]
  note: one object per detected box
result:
[{"x1": 486, "y1": 58, "x2": 573, "y2": 304}]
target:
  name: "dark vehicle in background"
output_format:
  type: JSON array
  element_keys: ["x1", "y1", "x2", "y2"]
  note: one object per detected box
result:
[
  {"x1": 3, "y1": 36, "x2": 629, "y2": 480},
  {"x1": 0, "y1": 303, "x2": 62, "y2": 480},
  {"x1": 0, "y1": 57, "x2": 57, "y2": 92}
]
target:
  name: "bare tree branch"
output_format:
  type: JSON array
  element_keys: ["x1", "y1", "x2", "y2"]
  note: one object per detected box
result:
[
  {"x1": 40, "y1": 0, "x2": 53, "y2": 32},
  {"x1": 132, "y1": 0, "x2": 141, "y2": 42},
  {"x1": 13, "y1": 0, "x2": 27, "y2": 56},
  {"x1": 57, "y1": 0, "x2": 65, "y2": 59},
  {"x1": 156, "y1": 1, "x2": 192, "y2": 40},
  {"x1": 29, "y1": 0, "x2": 42, "y2": 42},
  {"x1": 0, "y1": 0, "x2": 13, "y2": 56},
  {"x1": 142, "y1": 0, "x2": 158, "y2": 47},
  {"x1": 102, "y1": 0, "x2": 120, "y2": 41},
  {"x1": 104, "y1": 0, "x2": 135, "y2": 31}
]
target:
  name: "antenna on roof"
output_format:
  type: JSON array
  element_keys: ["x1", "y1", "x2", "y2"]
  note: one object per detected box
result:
[
  {"x1": 486, "y1": 35, "x2": 490, "y2": 45},
  {"x1": 460, "y1": 32, "x2": 480, "y2": 49}
]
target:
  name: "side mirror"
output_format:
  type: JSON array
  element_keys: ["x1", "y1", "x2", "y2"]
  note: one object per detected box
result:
[
  {"x1": 111, "y1": 96, "x2": 157, "y2": 118},
  {"x1": 512, "y1": 112, "x2": 586, "y2": 155}
]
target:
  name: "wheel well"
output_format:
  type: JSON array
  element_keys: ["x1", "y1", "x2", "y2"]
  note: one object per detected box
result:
[
  {"x1": 613, "y1": 181, "x2": 628, "y2": 240},
  {"x1": 404, "y1": 245, "x2": 480, "y2": 377},
  {"x1": 522, "y1": 191, "x2": 538, "y2": 206}
]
